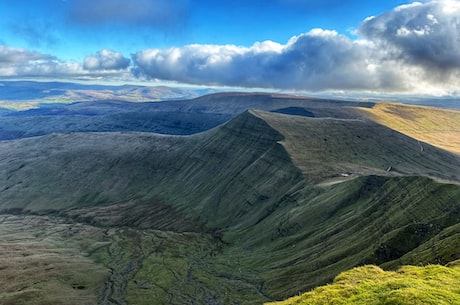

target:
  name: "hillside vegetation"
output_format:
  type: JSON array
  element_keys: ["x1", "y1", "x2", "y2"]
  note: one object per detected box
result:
[
  {"x1": 357, "y1": 103, "x2": 460, "y2": 154},
  {"x1": 268, "y1": 260, "x2": 460, "y2": 305},
  {"x1": 1, "y1": 94, "x2": 460, "y2": 304}
]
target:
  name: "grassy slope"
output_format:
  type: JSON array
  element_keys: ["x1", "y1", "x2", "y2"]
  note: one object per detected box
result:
[
  {"x1": 1, "y1": 109, "x2": 460, "y2": 303},
  {"x1": 253, "y1": 110, "x2": 460, "y2": 183},
  {"x1": 228, "y1": 174, "x2": 460, "y2": 298},
  {"x1": 0, "y1": 111, "x2": 305, "y2": 231},
  {"x1": 267, "y1": 260, "x2": 460, "y2": 305},
  {"x1": 356, "y1": 103, "x2": 460, "y2": 154}
]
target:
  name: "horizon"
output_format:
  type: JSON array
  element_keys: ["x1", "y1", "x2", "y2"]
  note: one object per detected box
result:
[
  {"x1": 1, "y1": 0, "x2": 460, "y2": 100},
  {"x1": 1, "y1": 79, "x2": 460, "y2": 110}
]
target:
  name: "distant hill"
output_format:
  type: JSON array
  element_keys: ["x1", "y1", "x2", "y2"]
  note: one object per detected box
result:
[
  {"x1": 0, "y1": 80, "x2": 208, "y2": 108},
  {"x1": 2, "y1": 89, "x2": 459, "y2": 156},
  {"x1": 0, "y1": 91, "x2": 372, "y2": 140}
]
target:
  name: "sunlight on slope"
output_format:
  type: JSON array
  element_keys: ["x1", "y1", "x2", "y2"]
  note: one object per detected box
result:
[
  {"x1": 267, "y1": 260, "x2": 460, "y2": 305},
  {"x1": 358, "y1": 103, "x2": 460, "y2": 154},
  {"x1": 253, "y1": 110, "x2": 460, "y2": 184}
]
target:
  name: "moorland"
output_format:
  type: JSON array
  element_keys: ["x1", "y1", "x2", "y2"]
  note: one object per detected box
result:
[{"x1": 0, "y1": 81, "x2": 459, "y2": 304}]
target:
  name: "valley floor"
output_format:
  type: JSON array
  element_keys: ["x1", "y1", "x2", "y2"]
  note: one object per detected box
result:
[{"x1": 0, "y1": 214, "x2": 270, "y2": 305}]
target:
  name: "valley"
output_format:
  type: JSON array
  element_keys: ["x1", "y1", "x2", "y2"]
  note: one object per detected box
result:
[{"x1": 0, "y1": 87, "x2": 459, "y2": 304}]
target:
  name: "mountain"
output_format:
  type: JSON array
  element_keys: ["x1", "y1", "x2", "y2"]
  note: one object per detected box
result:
[
  {"x1": 0, "y1": 91, "x2": 372, "y2": 141},
  {"x1": 1, "y1": 104, "x2": 460, "y2": 304},
  {"x1": 2, "y1": 89, "x2": 459, "y2": 153}
]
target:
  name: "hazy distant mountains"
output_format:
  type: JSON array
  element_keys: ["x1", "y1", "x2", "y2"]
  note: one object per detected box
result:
[{"x1": 0, "y1": 81, "x2": 215, "y2": 109}]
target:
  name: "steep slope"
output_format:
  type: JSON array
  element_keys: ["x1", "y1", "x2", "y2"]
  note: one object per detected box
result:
[
  {"x1": 0, "y1": 110, "x2": 304, "y2": 231},
  {"x1": 232, "y1": 174, "x2": 460, "y2": 298},
  {"x1": 253, "y1": 110, "x2": 460, "y2": 184},
  {"x1": 355, "y1": 103, "x2": 460, "y2": 154},
  {"x1": 1, "y1": 110, "x2": 460, "y2": 303}
]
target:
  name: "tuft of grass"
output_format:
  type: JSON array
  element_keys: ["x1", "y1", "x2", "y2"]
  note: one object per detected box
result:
[{"x1": 267, "y1": 261, "x2": 460, "y2": 305}]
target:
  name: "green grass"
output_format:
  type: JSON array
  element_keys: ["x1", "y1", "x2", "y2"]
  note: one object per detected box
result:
[
  {"x1": 268, "y1": 261, "x2": 460, "y2": 305},
  {"x1": 0, "y1": 215, "x2": 108, "y2": 305},
  {"x1": 255, "y1": 110, "x2": 460, "y2": 183}
]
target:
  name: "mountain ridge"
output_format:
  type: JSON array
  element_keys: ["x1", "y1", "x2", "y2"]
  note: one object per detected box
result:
[{"x1": 1, "y1": 102, "x2": 460, "y2": 304}]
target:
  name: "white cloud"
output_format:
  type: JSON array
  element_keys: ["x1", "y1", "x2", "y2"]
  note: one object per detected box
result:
[
  {"x1": 131, "y1": 0, "x2": 460, "y2": 95},
  {"x1": 2, "y1": 0, "x2": 459, "y2": 96},
  {"x1": 359, "y1": 0, "x2": 460, "y2": 70},
  {"x1": 0, "y1": 45, "x2": 55, "y2": 63},
  {"x1": 0, "y1": 45, "x2": 132, "y2": 81},
  {"x1": 83, "y1": 49, "x2": 130, "y2": 71},
  {"x1": 132, "y1": 29, "x2": 403, "y2": 91},
  {"x1": 0, "y1": 46, "x2": 81, "y2": 77}
]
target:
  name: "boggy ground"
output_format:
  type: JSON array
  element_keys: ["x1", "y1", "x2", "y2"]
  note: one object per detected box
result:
[{"x1": 0, "y1": 214, "x2": 271, "y2": 305}]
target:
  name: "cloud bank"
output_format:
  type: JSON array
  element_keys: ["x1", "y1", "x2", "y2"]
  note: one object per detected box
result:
[
  {"x1": 360, "y1": 0, "x2": 460, "y2": 71},
  {"x1": 0, "y1": 46, "x2": 131, "y2": 80},
  {"x1": 0, "y1": 46, "x2": 81, "y2": 77},
  {"x1": 132, "y1": 0, "x2": 460, "y2": 94}
]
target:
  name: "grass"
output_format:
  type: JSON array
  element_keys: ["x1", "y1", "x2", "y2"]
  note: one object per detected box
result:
[
  {"x1": 225, "y1": 174, "x2": 460, "y2": 299},
  {"x1": 267, "y1": 261, "x2": 460, "y2": 305},
  {"x1": 0, "y1": 214, "x2": 270, "y2": 305},
  {"x1": 357, "y1": 103, "x2": 460, "y2": 154},
  {"x1": 0, "y1": 215, "x2": 107, "y2": 305},
  {"x1": 255, "y1": 109, "x2": 460, "y2": 183}
]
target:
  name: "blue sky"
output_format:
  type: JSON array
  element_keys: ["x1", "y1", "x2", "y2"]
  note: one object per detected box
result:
[
  {"x1": 1, "y1": 0, "x2": 460, "y2": 96},
  {"x1": 0, "y1": 0, "x2": 407, "y2": 60}
]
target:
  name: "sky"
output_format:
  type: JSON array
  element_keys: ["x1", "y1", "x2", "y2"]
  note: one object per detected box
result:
[{"x1": 1, "y1": 0, "x2": 460, "y2": 96}]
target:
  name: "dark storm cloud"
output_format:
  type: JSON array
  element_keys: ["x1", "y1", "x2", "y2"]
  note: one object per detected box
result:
[
  {"x1": 69, "y1": 0, "x2": 189, "y2": 30},
  {"x1": 83, "y1": 50, "x2": 130, "y2": 71}
]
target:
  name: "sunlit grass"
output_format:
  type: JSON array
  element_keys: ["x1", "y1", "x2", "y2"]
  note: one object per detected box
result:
[
  {"x1": 268, "y1": 261, "x2": 460, "y2": 305},
  {"x1": 358, "y1": 103, "x2": 460, "y2": 154}
]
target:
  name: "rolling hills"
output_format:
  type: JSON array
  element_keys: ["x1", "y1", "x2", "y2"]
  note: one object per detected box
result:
[{"x1": 1, "y1": 91, "x2": 460, "y2": 304}]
